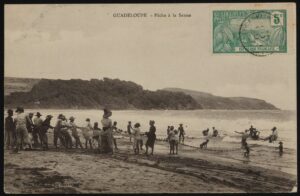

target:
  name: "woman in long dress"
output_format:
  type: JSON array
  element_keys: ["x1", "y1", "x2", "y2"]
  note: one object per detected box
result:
[
  {"x1": 100, "y1": 108, "x2": 114, "y2": 154},
  {"x1": 145, "y1": 120, "x2": 156, "y2": 155}
]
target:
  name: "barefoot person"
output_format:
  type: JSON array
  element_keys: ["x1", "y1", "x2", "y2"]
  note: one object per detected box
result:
[
  {"x1": 278, "y1": 141, "x2": 283, "y2": 156},
  {"x1": 132, "y1": 123, "x2": 142, "y2": 154},
  {"x1": 93, "y1": 122, "x2": 101, "y2": 148},
  {"x1": 127, "y1": 121, "x2": 132, "y2": 142},
  {"x1": 13, "y1": 107, "x2": 31, "y2": 153},
  {"x1": 244, "y1": 142, "x2": 250, "y2": 158},
  {"x1": 39, "y1": 115, "x2": 54, "y2": 150},
  {"x1": 53, "y1": 114, "x2": 66, "y2": 148},
  {"x1": 33, "y1": 112, "x2": 43, "y2": 148},
  {"x1": 5, "y1": 109, "x2": 15, "y2": 150},
  {"x1": 112, "y1": 121, "x2": 122, "y2": 150},
  {"x1": 145, "y1": 120, "x2": 156, "y2": 155},
  {"x1": 202, "y1": 128, "x2": 209, "y2": 136},
  {"x1": 60, "y1": 115, "x2": 73, "y2": 149},
  {"x1": 235, "y1": 130, "x2": 250, "y2": 148},
  {"x1": 82, "y1": 118, "x2": 93, "y2": 149},
  {"x1": 69, "y1": 116, "x2": 83, "y2": 149},
  {"x1": 168, "y1": 126, "x2": 176, "y2": 155},
  {"x1": 178, "y1": 124, "x2": 185, "y2": 143},
  {"x1": 212, "y1": 127, "x2": 218, "y2": 137},
  {"x1": 100, "y1": 108, "x2": 114, "y2": 154}
]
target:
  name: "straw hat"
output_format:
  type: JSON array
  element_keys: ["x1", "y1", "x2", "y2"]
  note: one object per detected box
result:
[{"x1": 36, "y1": 112, "x2": 42, "y2": 117}]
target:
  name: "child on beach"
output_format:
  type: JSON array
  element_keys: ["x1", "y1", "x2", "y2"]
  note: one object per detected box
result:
[
  {"x1": 168, "y1": 126, "x2": 176, "y2": 155},
  {"x1": 68, "y1": 116, "x2": 83, "y2": 149},
  {"x1": 132, "y1": 123, "x2": 142, "y2": 154},
  {"x1": 278, "y1": 141, "x2": 283, "y2": 156},
  {"x1": 112, "y1": 121, "x2": 122, "y2": 150}
]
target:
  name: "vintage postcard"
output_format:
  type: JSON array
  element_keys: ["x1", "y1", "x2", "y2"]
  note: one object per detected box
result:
[{"x1": 4, "y1": 3, "x2": 297, "y2": 193}]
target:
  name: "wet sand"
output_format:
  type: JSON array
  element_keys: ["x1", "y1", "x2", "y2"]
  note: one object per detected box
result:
[{"x1": 4, "y1": 137, "x2": 297, "y2": 193}]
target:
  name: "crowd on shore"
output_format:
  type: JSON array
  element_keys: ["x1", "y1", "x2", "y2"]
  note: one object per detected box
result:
[
  {"x1": 4, "y1": 107, "x2": 283, "y2": 157},
  {"x1": 4, "y1": 107, "x2": 159, "y2": 155}
]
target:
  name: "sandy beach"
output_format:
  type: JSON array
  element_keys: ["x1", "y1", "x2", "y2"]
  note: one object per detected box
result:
[{"x1": 4, "y1": 136, "x2": 297, "y2": 193}]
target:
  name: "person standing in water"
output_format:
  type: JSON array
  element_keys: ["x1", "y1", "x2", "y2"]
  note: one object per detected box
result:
[
  {"x1": 100, "y1": 108, "x2": 114, "y2": 154},
  {"x1": 212, "y1": 127, "x2": 218, "y2": 137},
  {"x1": 235, "y1": 130, "x2": 250, "y2": 148},
  {"x1": 202, "y1": 128, "x2": 209, "y2": 136},
  {"x1": 132, "y1": 123, "x2": 142, "y2": 154},
  {"x1": 33, "y1": 112, "x2": 43, "y2": 148},
  {"x1": 244, "y1": 142, "x2": 250, "y2": 158},
  {"x1": 278, "y1": 141, "x2": 283, "y2": 156},
  {"x1": 145, "y1": 120, "x2": 156, "y2": 156},
  {"x1": 178, "y1": 124, "x2": 185, "y2": 144}
]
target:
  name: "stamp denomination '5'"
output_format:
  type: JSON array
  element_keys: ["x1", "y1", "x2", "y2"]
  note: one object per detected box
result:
[{"x1": 213, "y1": 10, "x2": 287, "y2": 55}]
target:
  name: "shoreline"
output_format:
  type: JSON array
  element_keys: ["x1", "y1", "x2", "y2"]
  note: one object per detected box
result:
[{"x1": 4, "y1": 137, "x2": 297, "y2": 193}]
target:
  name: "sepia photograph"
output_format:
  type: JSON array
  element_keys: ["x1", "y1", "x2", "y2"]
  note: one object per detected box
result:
[{"x1": 3, "y1": 3, "x2": 297, "y2": 193}]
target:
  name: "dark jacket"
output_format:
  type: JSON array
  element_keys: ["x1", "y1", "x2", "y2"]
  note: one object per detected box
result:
[{"x1": 5, "y1": 116, "x2": 15, "y2": 132}]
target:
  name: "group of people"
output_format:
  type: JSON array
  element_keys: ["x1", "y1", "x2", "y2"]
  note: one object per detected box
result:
[
  {"x1": 5, "y1": 107, "x2": 283, "y2": 158},
  {"x1": 4, "y1": 107, "x2": 158, "y2": 156},
  {"x1": 235, "y1": 125, "x2": 281, "y2": 157},
  {"x1": 202, "y1": 127, "x2": 219, "y2": 137},
  {"x1": 126, "y1": 120, "x2": 157, "y2": 155}
]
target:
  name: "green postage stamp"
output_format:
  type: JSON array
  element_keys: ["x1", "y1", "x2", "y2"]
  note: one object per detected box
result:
[{"x1": 213, "y1": 10, "x2": 287, "y2": 55}]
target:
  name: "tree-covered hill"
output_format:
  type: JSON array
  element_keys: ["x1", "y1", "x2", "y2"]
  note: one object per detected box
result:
[{"x1": 4, "y1": 78, "x2": 200, "y2": 110}]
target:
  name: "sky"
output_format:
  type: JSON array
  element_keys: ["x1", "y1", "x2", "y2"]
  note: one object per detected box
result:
[{"x1": 4, "y1": 4, "x2": 296, "y2": 110}]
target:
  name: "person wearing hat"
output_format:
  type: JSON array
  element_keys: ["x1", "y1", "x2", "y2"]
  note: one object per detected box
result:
[
  {"x1": 53, "y1": 114, "x2": 67, "y2": 148},
  {"x1": 59, "y1": 115, "x2": 73, "y2": 149},
  {"x1": 5, "y1": 109, "x2": 16, "y2": 150},
  {"x1": 68, "y1": 116, "x2": 83, "y2": 149},
  {"x1": 81, "y1": 118, "x2": 93, "y2": 149},
  {"x1": 178, "y1": 123, "x2": 185, "y2": 144},
  {"x1": 145, "y1": 120, "x2": 156, "y2": 155},
  {"x1": 13, "y1": 107, "x2": 31, "y2": 153},
  {"x1": 264, "y1": 126, "x2": 278, "y2": 143},
  {"x1": 132, "y1": 123, "x2": 142, "y2": 154},
  {"x1": 100, "y1": 108, "x2": 114, "y2": 153},
  {"x1": 32, "y1": 112, "x2": 43, "y2": 147},
  {"x1": 39, "y1": 114, "x2": 54, "y2": 150}
]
